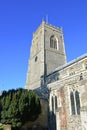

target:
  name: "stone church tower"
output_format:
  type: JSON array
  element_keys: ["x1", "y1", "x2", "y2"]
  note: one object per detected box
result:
[
  {"x1": 25, "y1": 21, "x2": 87, "y2": 130},
  {"x1": 26, "y1": 21, "x2": 66, "y2": 90}
]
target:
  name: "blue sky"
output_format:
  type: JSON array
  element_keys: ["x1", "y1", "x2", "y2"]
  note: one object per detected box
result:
[{"x1": 0, "y1": 0, "x2": 87, "y2": 91}]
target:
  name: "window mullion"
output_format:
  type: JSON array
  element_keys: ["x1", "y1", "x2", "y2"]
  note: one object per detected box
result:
[{"x1": 74, "y1": 91, "x2": 77, "y2": 115}]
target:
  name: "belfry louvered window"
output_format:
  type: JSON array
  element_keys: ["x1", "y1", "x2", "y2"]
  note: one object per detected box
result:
[{"x1": 50, "y1": 35, "x2": 58, "y2": 50}]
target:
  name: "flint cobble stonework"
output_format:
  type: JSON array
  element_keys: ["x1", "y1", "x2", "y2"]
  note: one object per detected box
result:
[{"x1": 25, "y1": 21, "x2": 87, "y2": 130}]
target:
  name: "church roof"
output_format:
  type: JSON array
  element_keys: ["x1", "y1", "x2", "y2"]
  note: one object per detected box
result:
[{"x1": 47, "y1": 53, "x2": 87, "y2": 77}]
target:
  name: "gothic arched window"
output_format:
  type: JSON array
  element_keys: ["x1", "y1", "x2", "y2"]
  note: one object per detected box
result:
[
  {"x1": 50, "y1": 35, "x2": 58, "y2": 50},
  {"x1": 52, "y1": 96, "x2": 54, "y2": 112},
  {"x1": 50, "y1": 36, "x2": 54, "y2": 48},
  {"x1": 75, "y1": 91, "x2": 80, "y2": 115},
  {"x1": 55, "y1": 96, "x2": 58, "y2": 110},
  {"x1": 70, "y1": 92, "x2": 75, "y2": 115}
]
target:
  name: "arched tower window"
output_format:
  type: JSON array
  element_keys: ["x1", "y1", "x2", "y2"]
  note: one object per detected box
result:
[
  {"x1": 55, "y1": 96, "x2": 58, "y2": 110},
  {"x1": 50, "y1": 35, "x2": 58, "y2": 50},
  {"x1": 52, "y1": 96, "x2": 54, "y2": 112},
  {"x1": 50, "y1": 36, "x2": 54, "y2": 48},
  {"x1": 70, "y1": 92, "x2": 75, "y2": 115},
  {"x1": 75, "y1": 91, "x2": 80, "y2": 115}
]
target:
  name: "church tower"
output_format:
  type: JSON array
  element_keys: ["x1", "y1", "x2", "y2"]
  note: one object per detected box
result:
[{"x1": 26, "y1": 21, "x2": 66, "y2": 90}]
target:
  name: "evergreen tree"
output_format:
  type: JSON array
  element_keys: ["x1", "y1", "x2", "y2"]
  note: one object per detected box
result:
[{"x1": 0, "y1": 88, "x2": 41, "y2": 129}]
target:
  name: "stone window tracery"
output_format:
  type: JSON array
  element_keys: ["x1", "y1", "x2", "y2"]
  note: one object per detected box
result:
[
  {"x1": 69, "y1": 67, "x2": 75, "y2": 76},
  {"x1": 50, "y1": 35, "x2": 58, "y2": 50},
  {"x1": 70, "y1": 90, "x2": 80, "y2": 115}
]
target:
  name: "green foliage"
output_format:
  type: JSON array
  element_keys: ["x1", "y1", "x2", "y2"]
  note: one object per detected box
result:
[
  {"x1": 0, "y1": 126, "x2": 3, "y2": 130},
  {"x1": 0, "y1": 88, "x2": 41, "y2": 129}
]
